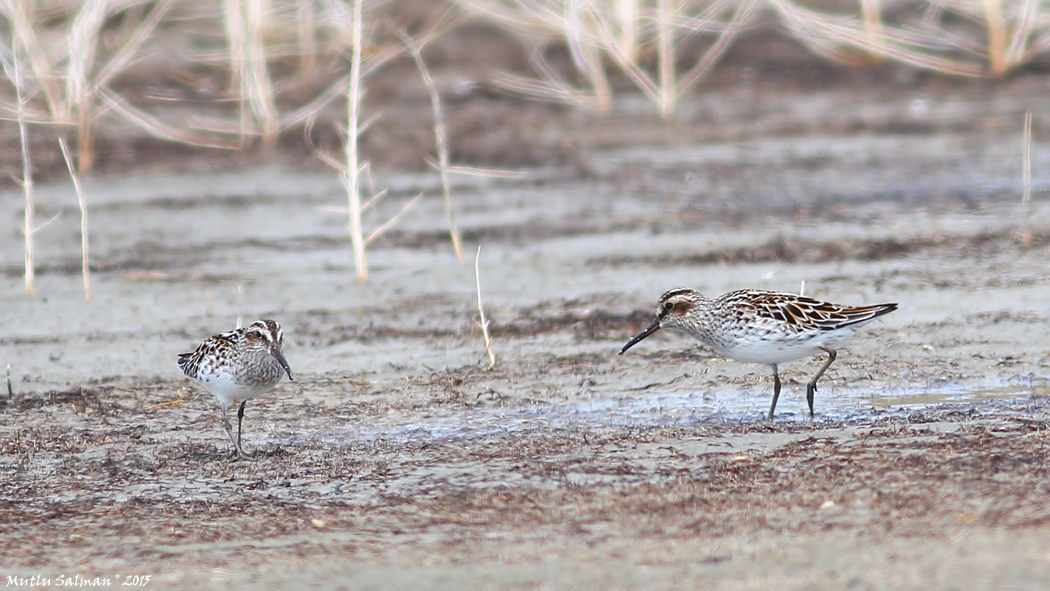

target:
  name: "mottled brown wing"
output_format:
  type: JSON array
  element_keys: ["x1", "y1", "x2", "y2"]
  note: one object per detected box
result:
[
  {"x1": 177, "y1": 331, "x2": 239, "y2": 378},
  {"x1": 739, "y1": 290, "x2": 896, "y2": 331}
]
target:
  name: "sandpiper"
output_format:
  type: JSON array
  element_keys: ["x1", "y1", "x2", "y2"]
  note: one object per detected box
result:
[
  {"x1": 177, "y1": 319, "x2": 292, "y2": 458},
  {"x1": 620, "y1": 288, "x2": 897, "y2": 420}
]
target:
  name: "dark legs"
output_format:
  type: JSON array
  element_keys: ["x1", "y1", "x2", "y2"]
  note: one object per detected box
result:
[
  {"x1": 767, "y1": 347, "x2": 838, "y2": 420},
  {"x1": 220, "y1": 401, "x2": 252, "y2": 459},
  {"x1": 767, "y1": 365, "x2": 781, "y2": 421},
  {"x1": 236, "y1": 401, "x2": 248, "y2": 458},
  {"x1": 805, "y1": 347, "x2": 837, "y2": 419}
]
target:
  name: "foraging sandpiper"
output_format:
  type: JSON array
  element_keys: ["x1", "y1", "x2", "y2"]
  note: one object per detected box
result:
[{"x1": 621, "y1": 288, "x2": 897, "y2": 420}]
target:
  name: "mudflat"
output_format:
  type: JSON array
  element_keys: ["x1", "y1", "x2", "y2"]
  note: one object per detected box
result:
[{"x1": 3, "y1": 23, "x2": 1050, "y2": 591}]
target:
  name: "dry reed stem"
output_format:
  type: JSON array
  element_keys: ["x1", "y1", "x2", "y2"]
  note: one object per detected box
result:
[
  {"x1": 399, "y1": 28, "x2": 464, "y2": 261},
  {"x1": 92, "y1": 1, "x2": 172, "y2": 89},
  {"x1": 768, "y1": 0, "x2": 982, "y2": 76},
  {"x1": 347, "y1": 0, "x2": 367, "y2": 282},
  {"x1": 470, "y1": 0, "x2": 612, "y2": 112},
  {"x1": 566, "y1": 1, "x2": 613, "y2": 113},
  {"x1": 1021, "y1": 110, "x2": 1032, "y2": 245},
  {"x1": 860, "y1": 0, "x2": 885, "y2": 63},
  {"x1": 66, "y1": 0, "x2": 106, "y2": 172},
  {"x1": 983, "y1": 0, "x2": 1006, "y2": 74},
  {"x1": 56, "y1": 0, "x2": 172, "y2": 170},
  {"x1": 674, "y1": 0, "x2": 757, "y2": 95},
  {"x1": 245, "y1": 0, "x2": 279, "y2": 147},
  {"x1": 475, "y1": 245, "x2": 496, "y2": 369},
  {"x1": 58, "y1": 138, "x2": 91, "y2": 303},
  {"x1": 482, "y1": 0, "x2": 754, "y2": 116},
  {"x1": 657, "y1": 0, "x2": 676, "y2": 118},
  {"x1": 225, "y1": 0, "x2": 280, "y2": 147},
  {"x1": 8, "y1": 41, "x2": 35, "y2": 295},
  {"x1": 297, "y1": 0, "x2": 318, "y2": 77},
  {"x1": 615, "y1": 0, "x2": 639, "y2": 60},
  {"x1": 1004, "y1": 0, "x2": 1039, "y2": 71},
  {"x1": 224, "y1": 0, "x2": 250, "y2": 144},
  {"x1": 236, "y1": 283, "x2": 244, "y2": 329},
  {"x1": 3, "y1": 1, "x2": 61, "y2": 117}
]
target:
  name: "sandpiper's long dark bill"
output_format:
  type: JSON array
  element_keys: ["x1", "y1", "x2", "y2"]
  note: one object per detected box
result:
[
  {"x1": 270, "y1": 346, "x2": 293, "y2": 381},
  {"x1": 620, "y1": 288, "x2": 897, "y2": 420},
  {"x1": 620, "y1": 319, "x2": 662, "y2": 354}
]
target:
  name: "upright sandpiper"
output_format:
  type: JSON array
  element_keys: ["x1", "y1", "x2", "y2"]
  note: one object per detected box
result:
[{"x1": 177, "y1": 319, "x2": 293, "y2": 458}]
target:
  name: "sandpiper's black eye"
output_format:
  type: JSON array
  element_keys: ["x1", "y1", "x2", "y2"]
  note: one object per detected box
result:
[{"x1": 663, "y1": 301, "x2": 675, "y2": 311}]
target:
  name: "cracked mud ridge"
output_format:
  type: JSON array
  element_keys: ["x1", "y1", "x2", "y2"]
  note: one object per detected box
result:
[{"x1": 4, "y1": 25, "x2": 1050, "y2": 591}]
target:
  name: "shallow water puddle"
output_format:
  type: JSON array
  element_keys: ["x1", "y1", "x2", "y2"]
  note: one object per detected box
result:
[
  {"x1": 873, "y1": 381, "x2": 1050, "y2": 409},
  {"x1": 295, "y1": 380, "x2": 1049, "y2": 448}
]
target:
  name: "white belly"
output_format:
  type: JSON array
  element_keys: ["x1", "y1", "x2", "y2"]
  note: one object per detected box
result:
[
  {"x1": 712, "y1": 327, "x2": 857, "y2": 366},
  {"x1": 196, "y1": 371, "x2": 277, "y2": 408}
]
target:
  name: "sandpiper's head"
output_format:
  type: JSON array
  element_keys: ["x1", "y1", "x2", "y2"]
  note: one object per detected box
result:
[
  {"x1": 246, "y1": 319, "x2": 293, "y2": 380},
  {"x1": 619, "y1": 288, "x2": 702, "y2": 354}
]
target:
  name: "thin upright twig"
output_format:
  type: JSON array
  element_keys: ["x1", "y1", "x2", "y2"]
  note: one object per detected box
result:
[
  {"x1": 983, "y1": 0, "x2": 1006, "y2": 74},
  {"x1": 236, "y1": 283, "x2": 244, "y2": 328},
  {"x1": 656, "y1": 0, "x2": 676, "y2": 119},
  {"x1": 1021, "y1": 110, "x2": 1033, "y2": 245},
  {"x1": 475, "y1": 245, "x2": 496, "y2": 369},
  {"x1": 58, "y1": 138, "x2": 91, "y2": 302},
  {"x1": 245, "y1": 0, "x2": 278, "y2": 147},
  {"x1": 9, "y1": 42, "x2": 35, "y2": 295},
  {"x1": 399, "y1": 28, "x2": 463, "y2": 261},
  {"x1": 224, "y1": 0, "x2": 249, "y2": 144},
  {"x1": 66, "y1": 0, "x2": 107, "y2": 172},
  {"x1": 346, "y1": 0, "x2": 367, "y2": 281}
]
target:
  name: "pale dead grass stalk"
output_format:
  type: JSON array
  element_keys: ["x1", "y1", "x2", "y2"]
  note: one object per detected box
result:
[
  {"x1": 656, "y1": 0, "x2": 675, "y2": 118},
  {"x1": 245, "y1": 0, "x2": 279, "y2": 147},
  {"x1": 4, "y1": 1, "x2": 60, "y2": 117},
  {"x1": 860, "y1": 0, "x2": 884, "y2": 62},
  {"x1": 767, "y1": 0, "x2": 982, "y2": 75},
  {"x1": 346, "y1": 0, "x2": 367, "y2": 281},
  {"x1": 297, "y1": 0, "x2": 318, "y2": 78},
  {"x1": 7, "y1": 41, "x2": 36, "y2": 295},
  {"x1": 566, "y1": 1, "x2": 613, "y2": 114},
  {"x1": 224, "y1": 0, "x2": 250, "y2": 143},
  {"x1": 615, "y1": 0, "x2": 639, "y2": 60},
  {"x1": 66, "y1": 0, "x2": 107, "y2": 172},
  {"x1": 1021, "y1": 110, "x2": 1032, "y2": 245},
  {"x1": 473, "y1": 0, "x2": 756, "y2": 117},
  {"x1": 225, "y1": 0, "x2": 279, "y2": 147},
  {"x1": 53, "y1": 0, "x2": 173, "y2": 170},
  {"x1": 58, "y1": 138, "x2": 91, "y2": 303},
  {"x1": 237, "y1": 283, "x2": 244, "y2": 328},
  {"x1": 983, "y1": 0, "x2": 1006, "y2": 74},
  {"x1": 475, "y1": 245, "x2": 496, "y2": 369},
  {"x1": 399, "y1": 28, "x2": 463, "y2": 261}
]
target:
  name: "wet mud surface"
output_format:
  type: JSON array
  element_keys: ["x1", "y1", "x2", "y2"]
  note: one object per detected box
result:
[{"x1": 3, "y1": 22, "x2": 1050, "y2": 591}]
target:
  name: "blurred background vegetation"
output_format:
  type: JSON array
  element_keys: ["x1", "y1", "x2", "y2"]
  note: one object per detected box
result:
[
  {"x1": 2, "y1": 0, "x2": 1045, "y2": 170},
  {"x1": 1, "y1": 0, "x2": 1045, "y2": 285}
]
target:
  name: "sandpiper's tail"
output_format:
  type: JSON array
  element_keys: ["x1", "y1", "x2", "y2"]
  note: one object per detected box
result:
[{"x1": 835, "y1": 302, "x2": 898, "y2": 329}]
